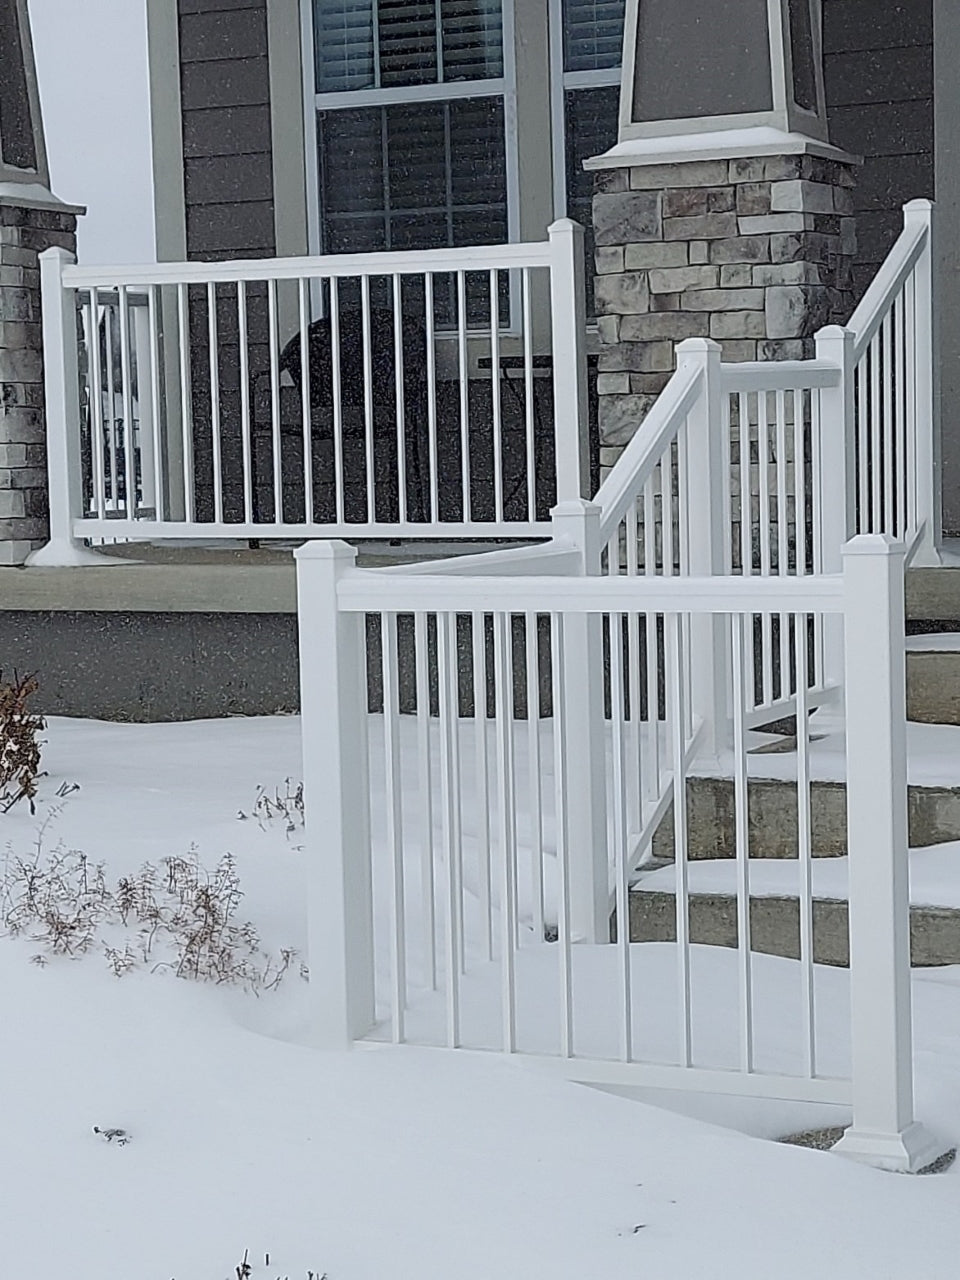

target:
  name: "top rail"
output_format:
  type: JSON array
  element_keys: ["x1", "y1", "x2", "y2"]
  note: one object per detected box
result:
[
  {"x1": 336, "y1": 569, "x2": 845, "y2": 614},
  {"x1": 719, "y1": 360, "x2": 841, "y2": 393},
  {"x1": 594, "y1": 362, "x2": 702, "y2": 542},
  {"x1": 847, "y1": 203, "x2": 929, "y2": 358},
  {"x1": 61, "y1": 239, "x2": 557, "y2": 290}
]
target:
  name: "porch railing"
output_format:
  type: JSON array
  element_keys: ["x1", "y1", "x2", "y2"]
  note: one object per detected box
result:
[
  {"x1": 296, "y1": 529, "x2": 940, "y2": 1170},
  {"x1": 33, "y1": 220, "x2": 592, "y2": 562}
]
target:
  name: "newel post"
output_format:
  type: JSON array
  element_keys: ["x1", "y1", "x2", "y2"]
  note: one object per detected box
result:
[
  {"x1": 26, "y1": 248, "x2": 100, "y2": 566},
  {"x1": 814, "y1": 324, "x2": 856, "y2": 695},
  {"x1": 549, "y1": 219, "x2": 591, "y2": 501},
  {"x1": 835, "y1": 534, "x2": 944, "y2": 1171},
  {"x1": 295, "y1": 540, "x2": 375, "y2": 1048},
  {"x1": 550, "y1": 498, "x2": 609, "y2": 941},
  {"x1": 676, "y1": 338, "x2": 728, "y2": 760}
]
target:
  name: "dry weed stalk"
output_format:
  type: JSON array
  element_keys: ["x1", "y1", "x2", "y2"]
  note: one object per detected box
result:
[
  {"x1": 0, "y1": 671, "x2": 45, "y2": 813},
  {"x1": 1, "y1": 839, "x2": 299, "y2": 992}
]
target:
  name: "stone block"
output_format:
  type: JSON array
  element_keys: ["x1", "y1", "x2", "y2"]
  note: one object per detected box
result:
[
  {"x1": 0, "y1": 489, "x2": 26, "y2": 519},
  {"x1": 0, "y1": 539, "x2": 34, "y2": 565},
  {"x1": 759, "y1": 338, "x2": 809, "y2": 361},
  {"x1": 18, "y1": 227, "x2": 77, "y2": 253},
  {"x1": 0, "y1": 443, "x2": 28, "y2": 467},
  {"x1": 595, "y1": 314, "x2": 620, "y2": 344},
  {"x1": 648, "y1": 265, "x2": 719, "y2": 293},
  {"x1": 664, "y1": 212, "x2": 738, "y2": 241},
  {"x1": 689, "y1": 241, "x2": 709, "y2": 264},
  {"x1": 765, "y1": 285, "x2": 812, "y2": 338},
  {"x1": 738, "y1": 213, "x2": 815, "y2": 234},
  {"x1": 650, "y1": 293, "x2": 680, "y2": 311},
  {"x1": 597, "y1": 372, "x2": 631, "y2": 395},
  {"x1": 841, "y1": 218, "x2": 857, "y2": 255},
  {"x1": 0, "y1": 244, "x2": 39, "y2": 269},
  {"x1": 0, "y1": 320, "x2": 41, "y2": 350},
  {"x1": 770, "y1": 180, "x2": 837, "y2": 214},
  {"x1": 593, "y1": 190, "x2": 662, "y2": 245},
  {"x1": 0, "y1": 406, "x2": 44, "y2": 441},
  {"x1": 720, "y1": 264, "x2": 753, "y2": 287},
  {"x1": 680, "y1": 287, "x2": 764, "y2": 311},
  {"x1": 594, "y1": 270, "x2": 650, "y2": 315},
  {"x1": 0, "y1": 347, "x2": 43, "y2": 382},
  {"x1": 0, "y1": 265, "x2": 38, "y2": 288},
  {"x1": 0, "y1": 381, "x2": 43, "y2": 409},
  {"x1": 0, "y1": 466, "x2": 45, "y2": 489},
  {"x1": 709, "y1": 236, "x2": 770, "y2": 264},
  {"x1": 0, "y1": 517, "x2": 46, "y2": 541},
  {"x1": 0, "y1": 287, "x2": 35, "y2": 321},
  {"x1": 735, "y1": 182, "x2": 771, "y2": 216},
  {"x1": 594, "y1": 168, "x2": 628, "y2": 194},
  {"x1": 729, "y1": 155, "x2": 803, "y2": 183},
  {"x1": 710, "y1": 310, "x2": 767, "y2": 339},
  {"x1": 597, "y1": 340, "x2": 675, "y2": 373},
  {"x1": 752, "y1": 261, "x2": 824, "y2": 286},
  {"x1": 624, "y1": 241, "x2": 687, "y2": 269},
  {"x1": 718, "y1": 339, "x2": 758, "y2": 361},
  {"x1": 599, "y1": 393, "x2": 659, "y2": 445},
  {"x1": 619, "y1": 312, "x2": 710, "y2": 342},
  {"x1": 833, "y1": 187, "x2": 855, "y2": 215},
  {"x1": 595, "y1": 245, "x2": 624, "y2": 274},
  {"x1": 662, "y1": 186, "x2": 735, "y2": 217},
  {"x1": 629, "y1": 160, "x2": 730, "y2": 189},
  {"x1": 629, "y1": 372, "x2": 671, "y2": 395}
]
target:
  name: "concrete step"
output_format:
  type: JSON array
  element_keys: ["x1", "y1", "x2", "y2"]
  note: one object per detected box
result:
[
  {"x1": 657, "y1": 775, "x2": 960, "y2": 861},
  {"x1": 629, "y1": 848, "x2": 960, "y2": 965},
  {"x1": 629, "y1": 887, "x2": 960, "y2": 967},
  {"x1": 907, "y1": 633, "x2": 960, "y2": 724}
]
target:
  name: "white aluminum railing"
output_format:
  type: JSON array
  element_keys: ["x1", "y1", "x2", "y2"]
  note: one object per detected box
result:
[
  {"x1": 32, "y1": 221, "x2": 592, "y2": 563},
  {"x1": 297, "y1": 529, "x2": 939, "y2": 1170}
]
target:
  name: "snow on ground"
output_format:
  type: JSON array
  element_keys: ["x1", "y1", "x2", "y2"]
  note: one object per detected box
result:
[{"x1": 5, "y1": 715, "x2": 960, "y2": 1279}]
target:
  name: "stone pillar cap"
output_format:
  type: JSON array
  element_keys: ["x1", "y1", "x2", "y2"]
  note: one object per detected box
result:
[
  {"x1": 0, "y1": 181, "x2": 85, "y2": 216},
  {"x1": 584, "y1": 127, "x2": 861, "y2": 172}
]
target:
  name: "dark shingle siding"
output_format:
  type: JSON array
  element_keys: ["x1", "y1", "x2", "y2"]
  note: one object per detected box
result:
[
  {"x1": 824, "y1": 0, "x2": 933, "y2": 294},
  {"x1": 177, "y1": 0, "x2": 275, "y2": 259}
]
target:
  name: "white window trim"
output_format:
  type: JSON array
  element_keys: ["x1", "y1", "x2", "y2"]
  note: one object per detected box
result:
[
  {"x1": 547, "y1": 0, "x2": 622, "y2": 219},
  {"x1": 298, "y1": 0, "x2": 520, "y2": 260}
]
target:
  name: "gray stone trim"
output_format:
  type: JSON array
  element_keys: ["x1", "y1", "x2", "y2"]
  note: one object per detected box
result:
[
  {"x1": 146, "y1": 0, "x2": 188, "y2": 262},
  {"x1": 267, "y1": 0, "x2": 308, "y2": 258}
]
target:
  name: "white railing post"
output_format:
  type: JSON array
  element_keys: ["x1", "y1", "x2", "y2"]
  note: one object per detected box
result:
[
  {"x1": 131, "y1": 298, "x2": 157, "y2": 516},
  {"x1": 676, "y1": 338, "x2": 728, "y2": 760},
  {"x1": 550, "y1": 497, "x2": 609, "y2": 941},
  {"x1": 834, "y1": 534, "x2": 943, "y2": 1171},
  {"x1": 295, "y1": 540, "x2": 376, "y2": 1049},
  {"x1": 814, "y1": 324, "x2": 856, "y2": 693},
  {"x1": 548, "y1": 218, "x2": 591, "y2": 501},
  {"x1": 903, "y1": 198, "x2": 940, "y2": 566},
  {"x1": 27, "y1": 248, "x2": 103, "y2": 566}
]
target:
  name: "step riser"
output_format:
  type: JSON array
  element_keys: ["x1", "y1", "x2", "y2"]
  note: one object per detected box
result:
[
  {"x1": 907, "y1": 652, "x2": 960, "y2": 724},
  {"x1": 630, "y1": 891, "x2": 960, "y2": 967},
  {"x1": 654, "y1": 777, "x2": 960, "y2": 861}
]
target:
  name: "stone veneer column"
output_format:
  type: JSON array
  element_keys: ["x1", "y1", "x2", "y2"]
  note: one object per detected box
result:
[
  {"x1": 0, "y1": 197, "x2": 79, "y2": 564},
  {"x1": 591, "y1": 153, "x2": 858, "y2": 475}
]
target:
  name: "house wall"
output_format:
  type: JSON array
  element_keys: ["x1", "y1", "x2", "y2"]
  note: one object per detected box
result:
[
  {"x1": 822, "y1": 0, "x2": 934, "y2": 299},
  {"x1": 178, "y1": 0, "x2": 276, "y2": 260}
]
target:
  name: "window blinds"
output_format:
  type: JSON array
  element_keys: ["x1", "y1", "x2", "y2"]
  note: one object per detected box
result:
[{"x1": 562, "y1": 0, "x2": 625, "y2": 73}]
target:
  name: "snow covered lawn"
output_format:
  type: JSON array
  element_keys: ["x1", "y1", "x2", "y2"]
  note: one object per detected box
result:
[{"x1": 5, "y1": 716, "x2": 960, "y2": 1279}]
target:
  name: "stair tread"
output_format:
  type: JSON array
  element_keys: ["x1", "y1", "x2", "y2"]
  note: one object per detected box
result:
[{"x1": 634, "y1": 847, "x2": 960, "y2": 911}]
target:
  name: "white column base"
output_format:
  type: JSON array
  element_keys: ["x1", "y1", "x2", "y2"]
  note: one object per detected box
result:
[
  {"x1": 25, "y1": 539, "x2": 134, "y2": 567},
  {"x1": 834, "y1": 1121, "x2": 948, "y2": 1173}
]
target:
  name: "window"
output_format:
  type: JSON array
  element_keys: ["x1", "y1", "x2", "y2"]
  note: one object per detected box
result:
[
  {"x1": 552, "y1": 0, "x2": 624, "y2": 313},
  {"x1": 308, "y1": 0, "x2": 510, "y2": 256}
]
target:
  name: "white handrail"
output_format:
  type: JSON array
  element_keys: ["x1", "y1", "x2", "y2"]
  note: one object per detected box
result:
[
  {"x1": 847, "y1": 202, "x2": 930, "y2": 358},
  {"x1": 594, "y1": 362, "x2": 702, "y2": 543}
]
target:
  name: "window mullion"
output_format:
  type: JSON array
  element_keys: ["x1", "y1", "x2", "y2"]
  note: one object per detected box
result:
[
  {"x1": 435, "y1": 0, "x2": 445, "y2": 83},
  {"x1": 372, "y1": 0, "x2": 382, "y2": 89}
]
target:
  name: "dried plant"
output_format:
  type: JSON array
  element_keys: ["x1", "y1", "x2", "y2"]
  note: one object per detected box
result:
[
  {"x1": 0, "y1": 672, "x2": 46, "y2": 813},
  {"x1": 1, "y1": 839, "x2": 300, "y2": 993},
  {"x1": 238, "y1": 780, "x2": 304, "y2": 840}
]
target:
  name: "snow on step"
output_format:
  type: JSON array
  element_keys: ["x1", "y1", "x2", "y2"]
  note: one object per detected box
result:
[
  {"x1": 635, "y1": 843, "x2": 960, "y2": 910},
  {"x1": 906, "y1": 632, "x2": 960, "y2": 653}
]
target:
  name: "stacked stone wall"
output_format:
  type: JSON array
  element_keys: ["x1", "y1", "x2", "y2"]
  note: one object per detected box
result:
[
  {"x1": 592, "y1": 153, "x2": 858, "y2": 476},
  {"x1": 0, "y1": 200, "x2": 78, "y2": 564}
]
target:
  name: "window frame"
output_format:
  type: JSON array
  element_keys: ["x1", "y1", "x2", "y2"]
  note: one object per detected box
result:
[{"x1": 299, "y1": 0, "x2": 520, "y2": 262}]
